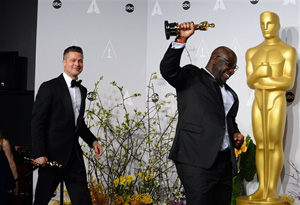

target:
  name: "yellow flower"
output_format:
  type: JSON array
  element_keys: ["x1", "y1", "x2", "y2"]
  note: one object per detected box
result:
[
  {"x1": 126, "y1": 175, "x2": 134, "y2": 184},
  {"x1": 140, "y1": 193, "x2": 153, "y2": 204},
  {"x1": 113, "y1": 178, "x2": 120, "y2": 187},
  {"x1": 145, "y1": 173, "x2": 150, "y2": 181},
  {"x1": 241, "y1": 141, "x2": 247, "y2": 153},
  {"x1": 138, "y1": 172, "x2": 143, "y2": 179},
  {"x1": 235, "y1": 148, "x2": 242, "y2": 158},
  {"x1": 234, "y1": 140, "x2": 248, "y2": 158},
  {"x1": 119, "y1": 176, "x2": 126, "y2": 185},
  {"x1": 127, "y1": 194, "x2": 141, "y2": 205}
]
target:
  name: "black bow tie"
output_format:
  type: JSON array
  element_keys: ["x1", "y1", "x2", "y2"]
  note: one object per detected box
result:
[{"x1": 71, "y1": 79, "x2": 82, "y2": 87}]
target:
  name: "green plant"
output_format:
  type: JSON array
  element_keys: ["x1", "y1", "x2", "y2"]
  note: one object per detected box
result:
[
  {"x1": 231, "y1": 135, "x2": 257, "y2": 205},
  {"x1": 82, "y1": 73, "x2": 184, "y2": 204}
]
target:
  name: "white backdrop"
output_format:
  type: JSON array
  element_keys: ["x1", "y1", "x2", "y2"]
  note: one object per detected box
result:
[{"x1": 35, "y1": 0, "x2": 300, "y2": 203}]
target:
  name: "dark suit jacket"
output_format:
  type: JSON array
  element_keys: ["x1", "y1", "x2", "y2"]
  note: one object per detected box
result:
[
  {"x1": 31, "y1": 74, "x2": 97, "y2": 167},
  {"x1": 160, "y1": 45, "x2": 239, "y2": 174}
]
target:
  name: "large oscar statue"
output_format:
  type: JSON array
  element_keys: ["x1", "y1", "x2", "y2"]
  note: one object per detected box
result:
[{"x1": 237, "y1": 11, "x2": 297, "y2": 205}]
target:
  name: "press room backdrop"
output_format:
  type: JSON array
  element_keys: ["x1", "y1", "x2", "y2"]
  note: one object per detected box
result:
[{"x1": 35, "y1": 0, "x2": 299, "y2": 200}]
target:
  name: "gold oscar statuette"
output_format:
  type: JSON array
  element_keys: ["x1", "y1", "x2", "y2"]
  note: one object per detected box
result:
[
  {"x1": 237, "y1": 11, "x2": 296, "y2": 205},
  {"x1": 164, "y1": 20, "x2": 215, "y2": 40}
]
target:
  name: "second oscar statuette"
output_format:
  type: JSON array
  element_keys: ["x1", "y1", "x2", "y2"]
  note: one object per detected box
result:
[{"x1": 164, "y1": 20, "x2": 215, "y2": 40}]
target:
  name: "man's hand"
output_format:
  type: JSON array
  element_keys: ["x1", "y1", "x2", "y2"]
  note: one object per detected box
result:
[
  {"x1": 233, "y1": 133, "x2": 244, "y2": 149},
  {"x1": 34, "y1": 156, "x2": 48, "y2": 167},
  {"x1": 92, "y1": 141, "x2": 102, "y2": 159},
  {"x1": 177, "y1": 21, "x2": 195, "y2": 43}
]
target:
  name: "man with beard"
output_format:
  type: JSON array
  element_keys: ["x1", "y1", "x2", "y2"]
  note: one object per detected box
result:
[{"x1": 160, "y1": 21, "x2": 244, "y2": 205}]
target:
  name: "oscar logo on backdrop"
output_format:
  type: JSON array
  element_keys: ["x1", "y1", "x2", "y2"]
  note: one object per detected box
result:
[
  {"x1": 236, "y1": 11, "x2": 297, "y2": 205},
  {"x1": 87, "y1": 0, "x2": 100, "y2": 14}
]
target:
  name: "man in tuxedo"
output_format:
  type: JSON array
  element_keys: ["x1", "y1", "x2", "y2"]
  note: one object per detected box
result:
[
  {"x1": 160, "y1": 22, "x2": 244, "y2": 205},
  {"x1": 31, "y1": 46, "x2": 102, "y2": 205}
]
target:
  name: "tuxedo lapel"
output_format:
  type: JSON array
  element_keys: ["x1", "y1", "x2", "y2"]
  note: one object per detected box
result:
[
  {"x1": 58, "y1": 75, "x2": 75, "y2": 126},
  {"x1": 225, "y1": 84, "x2": 237, "y2": 100},
  {"x1": 194, "y1": 69, "x2": 224, "y2": 111},
  {"x1": 76, "y1": 85, "x2": 86, "y2": 130},
  {"x1": 210, "y1": 79, "x2": 223, "y2": 104}
]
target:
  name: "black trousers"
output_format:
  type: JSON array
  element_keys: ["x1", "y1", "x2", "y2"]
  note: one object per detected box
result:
[
  {"x1": 33, "y1": 148, "x2": 92, "y2": 205},
  {"x1": 176, "y1": 150, "x2": 233, "y2": 205}
]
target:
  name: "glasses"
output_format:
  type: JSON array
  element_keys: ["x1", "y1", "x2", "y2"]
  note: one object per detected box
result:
[{"x1": 217, "y1": 56, "x2": 239, "y2": 72}]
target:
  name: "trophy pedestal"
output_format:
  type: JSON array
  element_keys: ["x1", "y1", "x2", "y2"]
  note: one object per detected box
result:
[{"x1": 236, "y1": 196, "x2": 289, "y2": 205}]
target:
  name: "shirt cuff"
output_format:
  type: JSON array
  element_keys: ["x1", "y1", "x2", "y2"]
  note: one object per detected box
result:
[{"x1": 171, "y1": 41, "x2": 186, "y2": 49}]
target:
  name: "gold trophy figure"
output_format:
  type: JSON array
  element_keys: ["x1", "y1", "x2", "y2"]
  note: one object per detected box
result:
[
  {"x1": 237, "y1": 11, "x2": 297, "y2": 205},
  {"x1": 164, "y1": 20, "x2": 215, "y2": 39}
]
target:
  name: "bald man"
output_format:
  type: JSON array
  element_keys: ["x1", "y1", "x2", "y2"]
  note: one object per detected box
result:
[{"x1": 160, "y1": 21, "x2": 244, "y2": 205}]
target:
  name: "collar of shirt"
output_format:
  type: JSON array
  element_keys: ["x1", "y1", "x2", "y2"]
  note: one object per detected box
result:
[
  {"x1": 202, "y1": 67, "x2": 227, "y2": 88},
  {"x1": 202, "y1": 67, "x2": 216, "y2": 79},
  {"x1": 63, "y1": 73, "x2": 75, "y2": 88}
]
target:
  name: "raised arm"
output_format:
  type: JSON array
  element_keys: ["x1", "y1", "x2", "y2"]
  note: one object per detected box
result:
[{"x1": 160, "y1": 21, "x2": 196, "y2": 88}]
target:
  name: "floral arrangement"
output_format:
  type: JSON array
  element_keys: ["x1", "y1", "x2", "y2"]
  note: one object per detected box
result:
[
  {"x1": 82, "y1": 73, "x2": 185, "y2": 204},
  {"x1": 110, "y1": 172, "x2": 155, "y2": 204},
  {"x1": 231, "y1": 135, "x2": 257, "y2": 205}
]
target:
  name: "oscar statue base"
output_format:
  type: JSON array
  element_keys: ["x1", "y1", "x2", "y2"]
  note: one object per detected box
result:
[{"x1": 236, "y1": 196, "x2": 289, "y2": 205}]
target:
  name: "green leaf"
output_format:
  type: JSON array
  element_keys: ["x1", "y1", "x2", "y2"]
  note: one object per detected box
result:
[{"x1": 231, "y1": 175, "x2": 243, "y2": 205}]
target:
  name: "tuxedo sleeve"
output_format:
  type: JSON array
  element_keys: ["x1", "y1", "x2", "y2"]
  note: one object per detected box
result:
[
  {"x1": 232, "y1": 117, "x2": 240, "y2": 134},
  {"x1": 31, "y1": 82, "x2": 52, "y2": 158},
  {"x1": 79, "y1": 123, "x2": 97, "y2": 148},
  {"x1": 160, "y1": 44, "x2": 193, "y2": 89}
]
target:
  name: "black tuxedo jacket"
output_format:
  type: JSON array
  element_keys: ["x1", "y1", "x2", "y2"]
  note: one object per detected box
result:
[
  {"x1": 31, "y1": 74, "x2": 97, "y2": 167},
  {"x1": 160, "y1": 45, "x2": 239, "y2": 174}
]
